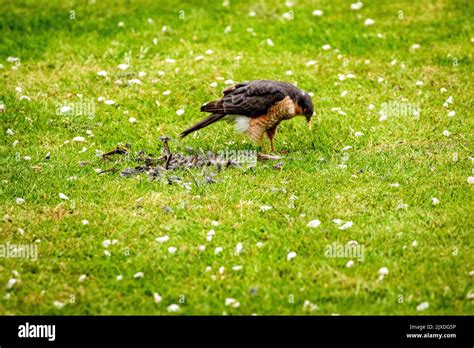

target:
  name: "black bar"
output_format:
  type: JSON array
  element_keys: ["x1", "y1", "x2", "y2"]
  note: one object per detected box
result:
[{"x1": 0, "y1": 316, "x2": 471, "y2": 345}]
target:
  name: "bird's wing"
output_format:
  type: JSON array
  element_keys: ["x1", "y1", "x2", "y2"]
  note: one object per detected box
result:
[{"x1": 202, "y1": 80, "x2": 292, "y2": 117}]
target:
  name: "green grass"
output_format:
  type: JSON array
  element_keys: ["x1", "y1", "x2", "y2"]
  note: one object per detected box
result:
[{"x1": 0, "y1": 0, "x2": 473, "y2": 315}]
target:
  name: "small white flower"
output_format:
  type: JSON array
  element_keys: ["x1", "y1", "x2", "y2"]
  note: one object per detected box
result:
[
  {"x1": 118, "y1": 63, "x2": 128, "y2": 70},
  {"x1": 322, "y1": 44, "x2": 331, "y2": 51},
  {"x1": 19, "y1": 95, "x2": 31, "y2": 101},
  {"x1": 194, "y1": 55, "x2": 204, "y2": 61},
  {"x1": 153, "y1": 293, "x2": 162, "y2": 303},
  {"x1": 306, "y1": 219, "x2": 321, "y2": 228},
  {"x1": 116, "y1": 275, "x2": 123, "y2": 281},
  {"x1": 128, "y1": 78, "x2": 142, "y2": 85},
  {"x1": 339, "y1": 221, "x2": 353, "y2": 230},
  {"x1": 218, "y1": 266, "x2": 225, "y2": 274},
  {"x1": 256, "y1": 242, "x2": 264, "y2": 248},
  {"x1": 81, "y1": 219, "x2": 89, "y2": 225},
  {"x1": 53, "y1": 301, "x2": 65, "y2": 309},
  {"x1": 176, "y1": 109, "x2": 185, "y2": 116},
  {"x1": 214, "y1": 247, "x2": 223, "y2": 255},
  {"x1": 224, "y1": 26, "x2": 232, "y2": 34},
  {"x1": 266, "y1": 38, "x2": 274, "y2": 47},
  {"x1": 234, "y1": 243, "x2": 243, "y2": 255},
  {"x1": 207, "y1": 229, "x2": 215, "y2": 237},
  {"x1": 162, "y1": 90, "x2": 171, "y2": 96},
  {"x1": 104, "y1": 100, "x2": 115, "y2": 105},
  {"x1": 117, "y1": 21, "x2": 125, "y2": 27},
  {"x1": 467, "y1": 176, "x2": 474, "y2": 184},
  {"x1": 16, "y1": 198, "x2": 25, "y2": 205},
  {"x1": 78, "y1": 274, "x2": 87, "y2": 282},
  {"x1": 340, "y1": 90, "x2": 348, "y2": 97},
  {"x1": 248, "y1": 11, "x2": 256, "y2": 17},
  {"x1": 232, "y1": 265, "x2": 243, "y2": 271},
  {"x1": 103, "y1": 250, "x2": 111, "y2": 257},
  {"x1": 368, "y1": 104, "x2": 375, "y2": 110},
  {"x1": 168, "y1": 246, "x2": 177, "y2": 254},
  {"x1": 306, "y1": 60, "x2": 317, "y2": 67},
  {"x1": 156, "y1": 235, "x2": 169, "y2": 243},
  {"x1": 133, "y1": 272, "x2": 144, "y2": 279},
  {"x1": 7, "y1": 56, "x2": 20, "y2": 62},
  {"x1": 73, "y1": 136, "x2": 85, "y2": 142},
  {"x1": 440, "y1": 87, "x2": 447, "y2": 93},
  {"x1": 312, "y1": 10, "x2": 323, "y2": 16},
  {"x1": 138, "y1": 71, "x2": 146, "y2": 78},
  {"x1": 377, "y1": 77, "x2": 384, "y2": 83},
  {"x1": 416, "y1": 301, "x2": 429, "y2": 311},
  {"x1": 287, "y1": 251, "x2": 297, "y2": 261},
  {"x1": 411, "y1": 240, "x2": 418, "y2": 247},
  {"x1": 431, "y1": 197, "x2": 440, "y2": 205},
  {"x1": 211, "y1": 220, "x2": 219, "y2": 226},
  {"x1": 209, "y1": 82, "x2": 218, "y2": 87},
  {"x1": 285, "y1": 70, "x2": 293, "y2": 76},
  {"x1": 129, "y1": 117, "x2": 136, "y2": 123},
  {"x1": 396, "y1": 202, "x2": 409, "y2": 210},
  {"x1": 342, "y1": 145, "x2": 352, "y2": 151},
  {"x1": 260, "y1": 205, "x2": 272, "y2": 212},
  {"x1": 378, "y1": 267, "x2": 389, "y2": 276},
  {"x1": 411, "y1": 44, "x2": 420, "y2": 50},
  {"x1": 447, "y1": 110, "x2": 455, "y2": 117},
  {"x1": 346, "y1": 260, "x2": 355, "y2": 268},
  {"x1": 415, "y1": 80, "x2": 423, "y2": 86},
  {"x1": 466, "y1": 293, "x2": 474, "y2": 300},
  {"x1": 59, "y1": 193, "x2": 69, "y2": 200},
  {"x1": 60, "y1": 106, "x2": 71, "y2": 113},
  {"x1": 225, "y1": 298, "x2": 240, "y2": 308},
  {"x1": 97, "y1": 70, "x2": 107, "y2": 77},
  {"x1": 389, "y1": 183, "x2": 400, "y2": 187},
  {"x1": 303, "y1": 300, "x2": 318, "y2": 311},
  {"x1": 350, "y1": 1, "x2": 363, "y2": 10},
  {"x1": 198, "y1": 245, "x2": 206, "y2": 252},
  {"x1": 205, "y1": 266, "x2": 212, "y2": 272},
  {"x1": 205, "y1": 49, "x2": 214, "y2": 55},
  {"x1": 364, "y1": 18, "x2": 375, "y2": 26},
  {"x1": 354, "y1": 131, "x2": 364, "y2": 137},
  {"x1": 6, "y1": 278, "x2": 17, "y2": 289},
  {"x1": 167, "y1": 304, "x2": 180, "y2": 312}
]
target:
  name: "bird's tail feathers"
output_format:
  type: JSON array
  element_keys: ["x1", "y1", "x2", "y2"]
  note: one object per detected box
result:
[{"x1": 179, "y1": 113, "x2": 226, "y2": 137}]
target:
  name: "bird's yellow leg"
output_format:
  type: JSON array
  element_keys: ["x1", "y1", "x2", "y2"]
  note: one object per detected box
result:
[
  {"x1": 260, "y1": 138, "x2": 268, "y2": 154},
  {"x1": 266, "y1": 127, "x2": 277, "y2": 154}
]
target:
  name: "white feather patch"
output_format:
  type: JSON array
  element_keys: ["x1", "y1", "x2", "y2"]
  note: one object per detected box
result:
[{"x1": 234, "y1": 116, "x2": 249, "y2": 133}]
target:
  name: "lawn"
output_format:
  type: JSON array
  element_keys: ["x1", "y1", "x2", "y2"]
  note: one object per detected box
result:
[{"x1": 0, "y1": 0, "x2": 473, "y2": 315}]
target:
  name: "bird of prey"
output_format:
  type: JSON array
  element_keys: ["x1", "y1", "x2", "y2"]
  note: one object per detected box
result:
[{"x1": 179, "y1": 80, "x2": 314, "y2": 152}]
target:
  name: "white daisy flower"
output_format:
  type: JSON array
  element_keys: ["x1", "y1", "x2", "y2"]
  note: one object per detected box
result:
[
  {"x1": 167, "y1": 304, "x2": 180, "y2": 312},
  {"x1": 156, "y1": 235, "x2": 169, "y2": 243},
  {"x1": 364, "y1": 18, "x2": 375, "y2": 26},
  {"x1": 133, "y1": 272, "x2": 144, "y2": 279},
  {"x1": 306, "y1": 219, "x2": 321, "y2": 228},
  {"x1": 416, "y1": 301, "x2": 429, "y2": 311},
  {"x1": 287, "y1": 251, "x2": 297, "y2": 261}
]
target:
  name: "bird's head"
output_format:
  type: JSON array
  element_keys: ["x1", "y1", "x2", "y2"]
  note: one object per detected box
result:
[{"x1": 298, "y1": 92, "x2": 314, "y2": 122}]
